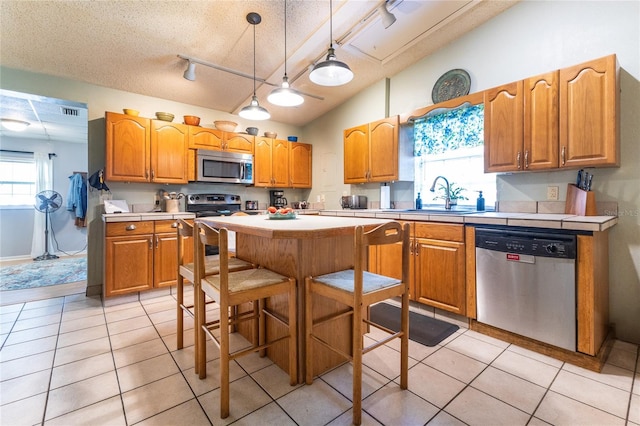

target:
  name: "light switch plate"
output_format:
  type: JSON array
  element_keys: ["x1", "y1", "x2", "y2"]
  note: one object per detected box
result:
[{"x1": 547, "y1": 186, "x2": 559, "y2": 201}]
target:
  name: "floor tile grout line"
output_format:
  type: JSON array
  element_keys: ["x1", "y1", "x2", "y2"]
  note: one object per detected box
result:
[
  {"x1": 623, "y1": 346, "x2": 640, "y2": 424},
  {"x1": 40, "y1": 302, "x2": 65, "y2": 426}
]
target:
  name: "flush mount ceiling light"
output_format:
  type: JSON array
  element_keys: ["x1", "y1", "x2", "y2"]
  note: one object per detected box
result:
[
  {"x1": 183, "y1": 61, "x2": 196, "y2": 81},
  {"x1": 268, "y1": 0, "x2": 304, "y2": 107},
  {"x1": 239, "y1": 12, "x2": 271, "y2": 121},
  {"x1": 309, "y1": 0, "x2": 354, "y2": 87},
  {"x1": 1, "y1": 118, "x2": 30, "y2": 132},
  {"x1": 379, "y1": 0, "x2": 397, "y2": 29}
]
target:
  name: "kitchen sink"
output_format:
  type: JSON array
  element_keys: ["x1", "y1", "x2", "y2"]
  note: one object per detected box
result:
[{"x1": 401, "y1": 208, "x2": 478, "y2": 215}]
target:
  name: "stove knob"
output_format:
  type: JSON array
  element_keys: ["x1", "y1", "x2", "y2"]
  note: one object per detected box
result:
[{"x1": 545, "y1": 244, "x2": 558, "y2": 254}]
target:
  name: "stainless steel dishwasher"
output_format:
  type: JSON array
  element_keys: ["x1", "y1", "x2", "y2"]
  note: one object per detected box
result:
[{"x1": 475, "y1": 227, "x2": 577, "y2": 351}]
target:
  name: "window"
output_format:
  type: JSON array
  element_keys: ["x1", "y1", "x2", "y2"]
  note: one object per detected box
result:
[
  {"x1": 0, "y1": 151, "x2": 36, "y2": 206},
  {"x1": 413, "y1": 104, "x2": 496, "y2": 209}
]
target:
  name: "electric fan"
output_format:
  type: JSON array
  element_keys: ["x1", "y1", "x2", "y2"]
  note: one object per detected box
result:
[{"x1": 33, "y1": 190, "x2": 63, "y2": 261}]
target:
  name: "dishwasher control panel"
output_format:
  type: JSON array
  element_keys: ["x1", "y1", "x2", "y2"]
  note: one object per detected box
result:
[{"x1": 475, "y1": 228, "x2": 576, "y2": 259}]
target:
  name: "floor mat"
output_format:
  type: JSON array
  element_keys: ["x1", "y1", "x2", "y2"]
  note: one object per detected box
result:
[
  {"x1": 0, "y1": 257, "x2": 86, "y2": 291},
  {"x1": 370, "y1": 302, "x2": 459, "y2": 347}
]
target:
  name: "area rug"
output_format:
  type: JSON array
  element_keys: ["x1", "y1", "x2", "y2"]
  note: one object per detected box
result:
[
  {"x1": 370, "y1": 302, "x2": 459, "y2": 347},
  {"x1": 0, "y1": 257, "x2": 86, "y2": 291}
]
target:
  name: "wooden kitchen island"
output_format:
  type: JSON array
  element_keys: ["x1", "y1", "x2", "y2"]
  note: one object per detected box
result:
[{"x1": 197, "y1": 214, "x2": 393, "y2": 380}]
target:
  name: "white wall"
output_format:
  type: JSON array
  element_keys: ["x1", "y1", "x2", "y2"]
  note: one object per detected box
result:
[{"x1": 303, "y1": 1, "x2": 640, "y2": 343}]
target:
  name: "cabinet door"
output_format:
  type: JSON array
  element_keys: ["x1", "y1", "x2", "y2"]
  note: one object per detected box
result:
[
  {"x1": 524, "y1": 71, "x2": 559, "y2": 170},
  {"x1": 150, "y1": 121, "x2": 189, "y2": 184},
  {"x1": 484, "y1": 81, "x2": 524, "y2": 172},
  {"x1": 271, "y1": 139, "x2": 290, "y2": 187},
  {"x1": 344, "y1": 124, "x2": 369, "y2": 183},
  {"x1": 189, "y1": 127, "x2": 224, "y2": 150},
  {"x1": 105, "y1": 112, "x2": 150, "y2": 182},
  {"x1": 289, "y1": 142, "x2": 312, "y2": 188},
  {"x1": 105, "y1": 235, "x2": 153, "y2": 296},
  {"x1": 254, "y1": 137, "x2": 273, "y2": 187},
  {"x1": 369, "y1": 116, "x2": 399, "y2": 182},
  {"x1": 154, "y1": 232, "x2": 178, "y2": 288},
  {"x1": 225, "y1": 133, "x2": 254, "y2": 154},
  {"x1": 560, "y1": 54, "x2": 619, "y2": 168},
  {"x1": 414, "y1": 238, "x2": 466, "y2": 315}
]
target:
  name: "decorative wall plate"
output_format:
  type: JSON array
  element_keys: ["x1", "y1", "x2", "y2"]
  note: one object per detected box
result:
[{"x1": 431, "y1": 69, "x2": 471, "y2": 103}]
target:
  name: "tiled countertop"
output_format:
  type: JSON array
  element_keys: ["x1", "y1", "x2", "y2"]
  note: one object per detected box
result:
[
  {"x1": 319, "y1": 209, "x2": 617, "y2": 232},
  {"x1": 102, "y1": 212, "x2": 195, "y2": 222}
]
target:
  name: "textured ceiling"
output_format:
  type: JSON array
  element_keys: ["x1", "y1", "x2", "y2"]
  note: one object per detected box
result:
[{"x1": 0, "y1": 0, "x2": 516, "y2": 129}]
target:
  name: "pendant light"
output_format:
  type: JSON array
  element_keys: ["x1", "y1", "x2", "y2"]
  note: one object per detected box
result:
[
  {"x1": 268, "y1": 0, "x2": 304, "y2": 107},
  {"x1": 309, "y1": 0, "x2": 353, "y2": 87},
  {"x1": 239, "y1": 12, "x2": 271, "y2": 121}
]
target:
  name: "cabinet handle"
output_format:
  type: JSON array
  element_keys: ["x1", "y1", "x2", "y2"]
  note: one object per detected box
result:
[
  {"x1": 171, "y1": 221, "x2": 178, "y2": 228},
  {"x1": 149, "y1": 238, "x2": 153, "y2": 249},
  {"x1": 524, "y1": 150, "x2": 529, "y2": 169},
  {"x1": 151, "y1": 169, "x2": 155, "y2": 179},
  {"x1": 145, "y1": 169, "x2": 149, "y2": 179},
  {"x1": 561, "y1": 146, "x2": 566, "y2": 165},
  {"x1": 415, "y1": 241, "x2": 419, "y2": 256},
  {"x1": 125, "y1": 224, "x2": 137, "y2": 231},
  {"x1": 516, "y1": 152, "x2": 521, "y2": 169},
  {"x1": 155, "y1": 235, "x2": 159, "y2": 248}
]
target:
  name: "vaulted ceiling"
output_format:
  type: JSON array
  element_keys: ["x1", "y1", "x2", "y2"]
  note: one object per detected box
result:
[{"x1": 0, "y1": 0, "x2": 516, "y2": 130}]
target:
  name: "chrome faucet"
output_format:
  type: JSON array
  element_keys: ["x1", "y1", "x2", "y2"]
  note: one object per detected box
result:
[{"x1": 430, "y1": 176, "x2": 451, "y2": 209}]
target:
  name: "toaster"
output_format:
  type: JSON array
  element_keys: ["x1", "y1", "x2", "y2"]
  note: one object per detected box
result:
[{"x1": 340, "y1": 195, "x2": 368, "y2": 209}]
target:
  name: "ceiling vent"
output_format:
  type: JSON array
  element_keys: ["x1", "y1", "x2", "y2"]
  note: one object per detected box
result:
[{"x1": 61, "y1": 107, "x2": 79, "y2": 116}]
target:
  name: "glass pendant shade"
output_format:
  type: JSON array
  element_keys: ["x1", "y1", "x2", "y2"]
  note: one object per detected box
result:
[
  {"x1": 309, "y1": 47, "x2": 354, "y2": 86},
  {"x1": 268, "y1": 76, "x2": 304, "y2": 106},
  {"x1": 239, "y1": 95, "x2": 271, "y2": 120},
  {"x1": 240, "y1": 13, "x2": 270, "y2": 121}
]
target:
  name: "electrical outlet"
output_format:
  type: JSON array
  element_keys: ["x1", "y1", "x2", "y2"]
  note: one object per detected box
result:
[{"x1": 547, "y1": 186, "x2": 559, "y2": 201}]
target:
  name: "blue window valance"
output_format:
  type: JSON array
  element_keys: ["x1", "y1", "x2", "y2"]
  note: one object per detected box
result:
[{"x1": 413, "y1": 103, "x2": 484, "y2": 156}]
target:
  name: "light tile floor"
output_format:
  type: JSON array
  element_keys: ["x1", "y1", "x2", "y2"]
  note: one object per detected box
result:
[{"x1": 1, "y1": 290, "x2": 638, "y2": 425}]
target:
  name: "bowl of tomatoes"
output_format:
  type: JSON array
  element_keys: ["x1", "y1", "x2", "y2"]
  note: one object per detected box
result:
[{"x1": 266, "y1": 206, "x2": 297, "y2": 220}]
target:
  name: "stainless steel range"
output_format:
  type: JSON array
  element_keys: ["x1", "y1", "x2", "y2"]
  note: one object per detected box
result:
[{"x1": 185, "y1": 193, "x2": 242, "y2": 217}]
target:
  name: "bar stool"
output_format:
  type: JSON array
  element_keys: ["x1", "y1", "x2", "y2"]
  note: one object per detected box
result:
[
  {"x1": 175, "y1": 219, "x2": 253, "y2": 372},
  {"x1": 195, "y1": 221, "x2": 297, "y2": 418},
  {"x1": 304, "y1": 221, "x2": 410, "y2": 425}
]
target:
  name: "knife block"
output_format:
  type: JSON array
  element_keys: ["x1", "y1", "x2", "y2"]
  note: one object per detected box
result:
[{"x1": 565, "y1": 184, "x2": 597, "y2": 216}]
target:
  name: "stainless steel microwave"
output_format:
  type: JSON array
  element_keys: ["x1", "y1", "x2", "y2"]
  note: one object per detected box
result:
[{"x1": 196, "y1": 149, "x2": 253, "y2": 184}]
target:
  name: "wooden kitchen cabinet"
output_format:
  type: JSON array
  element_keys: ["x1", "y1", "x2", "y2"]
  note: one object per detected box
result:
[
  {"x1": 413, "y1": 223, "x2": 466, "y2": 315},
  {"x1": 485, "y1": 54, "x2": 619, "y2": 172},
  {"x1": 344, "y1": 116, "x2": 401, "y2": 183},
  {"x1": 559, "y1": 54, "x2": 619, "y2": 168},
  {"x1": 105, "y1": 112, "x2": 189, "y2": 184},
  {"x1": 254, "y1": 137, "x2": 290, "y2": 187},
  {"x1": 104, "y1": 221, "x2": 154, "y2": 297},
  {"x1": 484, "y1": 81, "x2": 524, "y2": 172},
  {"x1": 104, "y1": 219, "x2": 192, "y2": 297},
  {"x1": 289, "y1": 142, "x2": 312, "y2": 188},
  {"x1": 188, "y1": 127, "x2": 254, "y2": 154}
]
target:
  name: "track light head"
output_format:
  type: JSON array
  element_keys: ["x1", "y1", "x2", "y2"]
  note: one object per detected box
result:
[
  {"x1": 379, "y1": 1, "x2": 397, "y2": 29},
  {"x1": 183, "y1": 62, "x2": 196, "y2": 81}
]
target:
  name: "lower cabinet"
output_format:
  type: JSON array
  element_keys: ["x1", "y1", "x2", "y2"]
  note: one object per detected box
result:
[
  {"x1": 368, "y1": 221, "x2": 466, "y2": 315},
  {"x1": 104, "y1": 219, "x2": 190, "y2": 297},
  {"x1": 414, "y1": 224, "x2": 466, "y2": 316}
]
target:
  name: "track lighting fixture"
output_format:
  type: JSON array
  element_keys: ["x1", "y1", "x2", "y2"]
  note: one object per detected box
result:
[
  {"x1": 183, "y1": 61, "x2": 196, "y2": 81},
  {"x1": 239, "y1": 12, "x2": 271, "y2": 121},
  {"x1": 268, "y1": 0, "x2": 304, "y2": 107},
  {"x1": 309, "y1": 0, "x2": 353, "y2": 87},
  {"x1": 379, "y1": 0, "x2": 397, "y2": 29},
  {"x1": 1, "y1": 118, "x2": 30, "y2": 132}
]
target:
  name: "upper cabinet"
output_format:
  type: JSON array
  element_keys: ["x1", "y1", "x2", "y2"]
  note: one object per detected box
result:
[
  {"x1": 188, "y1": 127, "x2": 254, "y2": 154},
  {"x1": 289, "y1": 142, "x2": 313, "y2": 188},
  {"x1": 485, "y1": 54, "x2": 619, "y2": 172},
  {"x1": 344, "y1": 116, "x2": 411, "y2": 184},
  {"x1": 105, "y1": 112, "x2": 188, "y2": 184},
  {"x1": 254, "y1": 138, "x2": 312, "y2": 188},
  {"x1": 559, "y1": 55, "x2": 619, "y2": 168}
]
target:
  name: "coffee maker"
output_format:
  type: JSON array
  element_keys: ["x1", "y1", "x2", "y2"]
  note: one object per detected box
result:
[{"x1": 270, "y1": 190, "x2": 287, "y2": 208}]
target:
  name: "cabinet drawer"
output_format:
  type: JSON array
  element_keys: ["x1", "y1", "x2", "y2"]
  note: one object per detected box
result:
[
  {"x1": 106, "y1": 221, "x2": 154, "y2": 237},
  {"x1": 154, "y1": 219, "x2": 182, "y2": 233},
  {"x1": 414, "y1": 222, "x2": 464, "y2": 242}
]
